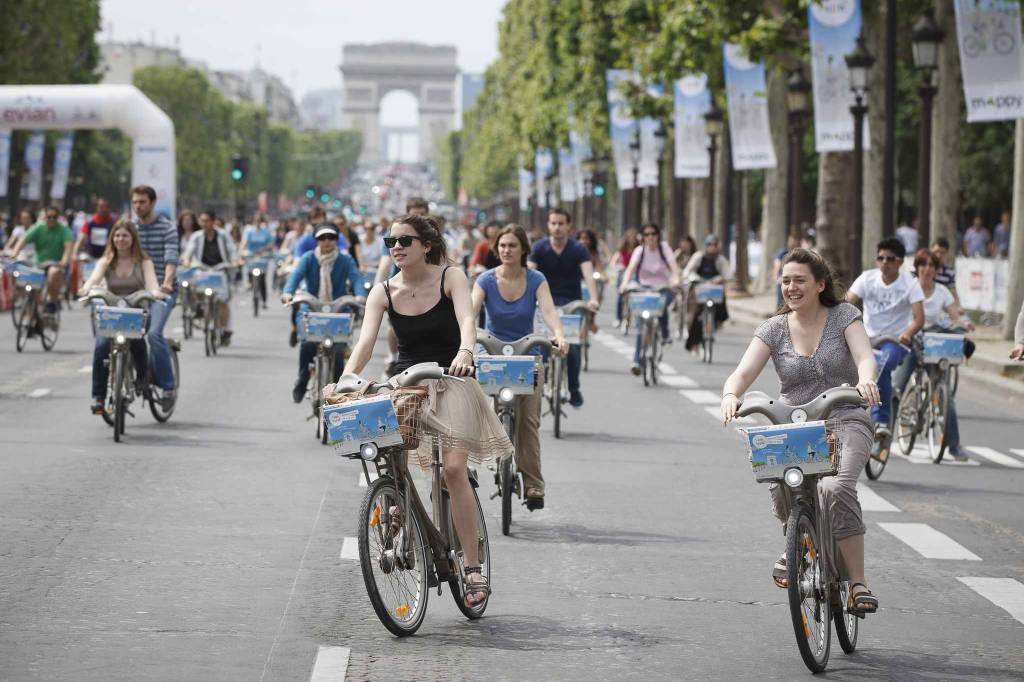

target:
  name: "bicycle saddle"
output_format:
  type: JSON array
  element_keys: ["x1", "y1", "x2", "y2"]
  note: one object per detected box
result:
[
  {"x1": 560, "y1": 300, "x2": 589, "y2": 315},
  {"x1": 476, "y1": 329, "x2": 552, "y2": 356},
  {"x1": 737, "y1": 386, "x2": 864, "y2": 425}
]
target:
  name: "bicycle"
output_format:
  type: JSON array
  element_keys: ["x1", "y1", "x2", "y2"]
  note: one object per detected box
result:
[
  {"x1": 475, "y1": 329, "x2": 551, "y2": 536},
  {"x1": 625, "y1": 285, "x2": 670, "y2": 387},
  {"x1": 694, "y1": 281, "x2": 725, "y2": 364},
  {"x1": 737, "y1": 386, "x2": 866, "y2": 673},
  {"x1": 81, "y1": 288, "x2": 181, "y2": 442},
  {"x1": 245, "y1": 254, "x2": 271, "y2": 317},
  {"x1": 560, "y1": 299, "x2": 589, "y2": 373},
  {"x1": 866, "y1": 335, "x2": 909, "y2": 480},
  {"x1": 191, "y1": 264, "x2": 232, "y2": 357},
  {"x1": 894, "y1": 330, "x2": 966, "y2": 464},
  {"x1": 326, "y1": 362, "x2": 490, "y2": 636},
  {"x1": 4, "y1": 259, "x2": 61, "y2": 352},
  {"x1": 673, "y1": 281, "x2": 690, "y2": 342},
  {"x1": 287, "y1": 291, "x2": 362, "y2": 444},
  {"x1": 175, "y1": 266, "x2": 199, "y2": 340}
]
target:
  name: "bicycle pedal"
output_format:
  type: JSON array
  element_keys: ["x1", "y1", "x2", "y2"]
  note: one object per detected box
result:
[{"x1": 489, "y1": 490, "x2": 501, "y2": 500}]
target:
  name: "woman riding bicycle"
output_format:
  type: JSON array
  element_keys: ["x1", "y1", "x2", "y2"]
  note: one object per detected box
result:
[
  {"x1": 341, "y1": 213, "x2": 512, "y2": 608},
  {"x1": 80, "y1": 218, "x2": 165, "y2": 415},
  {"x1": 614, "y1": 227, "x2": 639, "y2": 328},
  {"x1": 720, "y1": 248, "x2": 882, "y2": 615},
  {"x1": 471, "y1": 224, "x2": 566, "y2": 510},
  {"x1": 618, "y1": 223, "x2": 680, "y2": 375},
  {"x1": 682, "y1": 234, "x2": 731, "y2": 353}
]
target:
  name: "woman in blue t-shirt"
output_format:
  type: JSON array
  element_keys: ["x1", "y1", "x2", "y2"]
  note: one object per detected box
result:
[{"x1": 471, "y1": 224, "x2": 566, "y2": 509}]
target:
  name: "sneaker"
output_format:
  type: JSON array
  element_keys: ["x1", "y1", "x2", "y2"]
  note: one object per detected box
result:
[
  {"x1": 292, "y1": 380, "x2": 307, "y2": 404},
  {"x1": 90, "y1": 400, "x2": 105, "y2": 415},
  {"x1": 220, "y1": 330, "x2": 232, "y2": 346},
  {"x1": 569, "y1": 390, "x2": 583, "y2": 408},
  {"x1": 45, "y1": 302, "x2": 58, "y2": 315},
  {"x1": 525, "y1": 489, "x2": 544, "y2": 511},
  {"x1": 159, "y1": 389, "x2": 176, "y2": 410},
  {"x1": 288, "y1": 329, "x2": 298, "y2": 347},
  {"x1": 662, "y1": 337, "x2": 673, "y2": 347},
  {"x1": 631, "y1": 364, "x2": 642, "y2": 376},
  {"x1": 949, "y1": 446, "x2": 969, "y2": 462}
]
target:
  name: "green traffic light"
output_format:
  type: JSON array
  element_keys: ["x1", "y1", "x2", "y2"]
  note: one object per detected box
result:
[
  {"x1": 593, "y1": 185, "x2": 606, "y2": 197},
  {"x1": 319, "y1": 193, "x2": 330, "y2": 203},
  {"x1": 332, "y1": 199, "x2": 342, "y2": 208},
  {"x1": 231, "y1": 169, "x2": 243, "y2": 181},
  {"x1": 305, "y1": 189, "x2": 315, "y2": 199}
]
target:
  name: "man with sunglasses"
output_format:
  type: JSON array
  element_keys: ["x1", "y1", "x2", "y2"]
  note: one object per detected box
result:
[
  {"x1": 281, "y1": 224, "x2": 362, "y2": 403},
  {"x1": 3, "y1": 206, "x2": 74, "y2": 314},
  {"x1": 847, "y1": 237, "x2": 925, "y2": 436}
]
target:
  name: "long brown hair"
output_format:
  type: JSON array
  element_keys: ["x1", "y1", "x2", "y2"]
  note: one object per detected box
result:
[
  {"x1": 776, "y1": 248, "x2": 844, "y2": 314},
  {"x1": 392, "y1": 213, "x2": 449, "y2": 265},
  {"x1": 102, "y1": 217, "x2": 150, "y2": 269}
]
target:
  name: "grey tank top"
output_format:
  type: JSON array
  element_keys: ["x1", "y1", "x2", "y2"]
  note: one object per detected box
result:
[{"x1": 106, "y1": 262, "x2": 146, "y2": 296}]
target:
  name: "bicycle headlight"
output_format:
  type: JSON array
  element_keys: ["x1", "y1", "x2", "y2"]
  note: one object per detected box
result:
[
  {"x1": 641, "y1": 310, "x2": 651, "y2": 319},
  {"x1": 706, "y1": 299, "x2": 715, "y2": 308},
  {"x1": 252, "y1": 268, "x2": 262, "y2": 276},
  {"x1": 498, "y1": 387, "x2": 515, "y2": 403},
  {"x1": 784, "y1": 468, "x2": 804, "y2": 489},
  {"x1": 360, "y1": 443, "x2": 378, "y2": 461},
  {"x1": 25, "y1": 285, "x2": 32, "y2": 292},
  {"x1": 321, "y1": 304, "x2": 331, "y2": 313},
  {"x1": 322, "y1": 337, "x2": 334, "y2": 348},
  {"x1": 181, "y1": 280, "x2": 189, "y2": 288},
  {"x1": 204, "y1": 287, "x2": 213, "y2": 296},
  {"x1": 115, "y1": 334, "x2": 126, "y2": 344}
]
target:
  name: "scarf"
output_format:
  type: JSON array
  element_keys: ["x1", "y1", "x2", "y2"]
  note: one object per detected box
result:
[{"x1": 316, "y1": 248, "x2": 339, "y2": 301}]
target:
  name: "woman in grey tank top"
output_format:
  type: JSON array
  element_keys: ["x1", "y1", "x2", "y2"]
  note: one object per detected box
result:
[
  {"x1": 82, "y1": 219, "x2": 164, "y2": 414},
  {"x1": 719, "y1": 249, "x2": 882, "y2": 615}
]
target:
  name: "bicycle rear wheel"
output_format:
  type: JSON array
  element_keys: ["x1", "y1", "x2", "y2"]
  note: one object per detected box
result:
[
  {"x1": 894, "y1": 374, "x2": 922, "y2": 455},
  {"x1": 864, "y1": 431, "x2": 890, "y2": 480},
  {"x1": 833, "y1": 579, "x2": 859, "y2": 654},
  {"x1": 927, "y1": 373, "x2": 950, "y2": 463},
  {"x1": 448, "y1": 484, "x2": 491, "y2": 619},
  {"x1": 358, "y1": 477, "x2": 429, "y2": 636},
  {"x1": 786, "y1": 502, "x2": 831, "y2": 673},
  {"x1": 149, "y1": 345, "x2": 179, "y2": 423}
]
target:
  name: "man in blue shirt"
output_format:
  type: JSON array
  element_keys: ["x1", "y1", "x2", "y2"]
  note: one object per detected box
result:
[
  {"x1": 529, "y1": 208, "x2": 600, "y2": 407},
  {"x1": 281, "y1": 225, "x2": 362, "y2": 403}
]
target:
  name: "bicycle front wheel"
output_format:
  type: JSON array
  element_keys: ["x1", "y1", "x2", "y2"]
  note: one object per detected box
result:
[
  {"x1": 318, "y1": 355, "x2": 332, "y2": 444},
  {"x1": 894, "y1": 373, "x2": 922, "y2": 455},
  {"x1": 786, "y1": 502, "x2": 831, "y2": 673},
  {"x1": 203, "y1": 308, "x2": 213, "y2": 357},
  {"x1": 359, "y1": 477, "x2": 429, "y2": 637},
  {"x1": 552, "y1": 357, "x2": 563, "y2": 439},
  {"x1": 112, "y1": 353, "x2": 125, "y2": 443},
  {"x1": 927, "y1": 373, "x2": 950, "y2": 463},
  {"x1": 448, "y1": 484, "x2": 491, "y2": 620},
  {"x1": 40, "y1": 306, "x2": 59, "y2": 351},
  {"x1": 14, "y1": 299, "x2": 32, "y2": 352},
  {"x1": 500, "y1": 411, "x2": 515, "y2": 536},
  {"x1": 833, "y1": 579, "x2": 859, "y2": 654},
  {"x1": 649, "y1": 329, "x2": 659, "y2": 386}
]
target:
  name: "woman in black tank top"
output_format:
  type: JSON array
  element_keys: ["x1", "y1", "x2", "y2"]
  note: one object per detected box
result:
[{"x1": 342, "y1": 213, "x2": 512, "y2": 608}]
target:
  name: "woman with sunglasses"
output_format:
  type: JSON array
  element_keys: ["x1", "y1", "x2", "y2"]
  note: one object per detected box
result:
[
  {"x1": 342, "y1": 213, "x2": 513, "y2": 609},
  {"x1": 618, "y1": 223, "x2": 680, "y2": 374}
]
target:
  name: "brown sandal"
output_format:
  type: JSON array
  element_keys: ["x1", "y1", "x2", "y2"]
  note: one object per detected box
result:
[
  {"x1": 463, "y1": 566, "x2": 490, "y2": 607},
  {"x1": 772, "y1": 555, "x2": 788, "y2": 588}
]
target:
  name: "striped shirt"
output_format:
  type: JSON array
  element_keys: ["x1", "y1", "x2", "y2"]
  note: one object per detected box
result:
[{"x1": 133, "y1": 214, "x2": 179, "y2": 282}]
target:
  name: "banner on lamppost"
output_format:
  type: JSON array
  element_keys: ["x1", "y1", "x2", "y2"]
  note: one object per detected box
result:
[
  {"x1": 954, "y1": 0, "x2": 1024, "y2": 122},
  {"x1": 518, "y1": 166, "x2": 534, "y2": 211},
  {"x1": 558, "y1": 147, "x2": 577, "y2": 202},
  {"x1": 49, "y1": 130, "x2": 74, "y2": 200},
  {"x1": 570, "y1": 129, "x2": 591, "y2": 197},
  {"x1": 673, "y1": 74, "x2": 712, "y2": 178},
  {"x1": 638, "y1": 83, "x2": 664, "y2": 188},
  {"x1": 22, "y1": 131, "x2": 45, "y2": 201},
  {"x1": 722, "y1": 43, "x2": 777, "y2": 170},
  {"x1": 535, "y1": 147, "x2": 554, "y2": 207},
  {"x1": 809, "y1": 0, "x2": 869, "y2": 151},
  {"x1": 0, "y1": 130, "x2": 11, "y2": 197},
  {"x1": 606, "y1": 69, "x2": 639, "y2": 190}
]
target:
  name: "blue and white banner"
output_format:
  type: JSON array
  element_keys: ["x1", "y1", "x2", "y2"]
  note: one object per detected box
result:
[
  {"x1": 673, "y1": 74, "x2": 712, "y2": 178},
  {"x1": 49, "y1": 130, "x2": 74, "y2": 200},
  {"x1": 21, "y1": 131, "x2": 45, "y2": 201},
  {"x1": 569, "y1": 129, "x2": 591, "y2": 197},
  {"x1": 606, "y1": 69, "x2": 639, "y2": 190},
  {"x1": 954, "y1": 0, "x2": 1024, "y2": 122},
  {"x1": 558, "y1": 147, "x2": 578, "y2": 202},
  {"x1": 722, "y1": 43, "x2": 777, "y2": 170},
  {"x1": 0, "y1": 130, "x2": 11, "y2": 197},
  {"x1": 638, "y1": 83, "x2": 664, "y2": 188},
  {"x1": 535, "y1": 147, "x2": 554, "y2": 208},
  {"x1": 517, "y1": 165, "x2": 534, "y2": 211},
  {"x1": 809, "y1": 0, "x2": 869, "y2": 151}
]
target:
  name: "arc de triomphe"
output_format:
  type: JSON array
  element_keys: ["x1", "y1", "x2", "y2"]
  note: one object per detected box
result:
[{"x1": 339, "y1": 42, "x2": 457, "y2": 165}]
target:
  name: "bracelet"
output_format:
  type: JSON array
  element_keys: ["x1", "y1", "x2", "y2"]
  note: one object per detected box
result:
[
  {"x1": 721, "y1": 392, "x2": 737, "y2": 400},
  {"x1": 457, "y1": 348, "x2": 474, "y2": 355}
]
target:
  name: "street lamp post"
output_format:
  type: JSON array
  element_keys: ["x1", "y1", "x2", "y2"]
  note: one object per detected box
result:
[
  {"x1": 629, "y1": 127, "x2": 641, "y2": 229},
  {"x1": 652, "y1": 125, "x2": 667, "y2": 227},
  {"x1": 845, "y1": 36, "x2": 876, "y2": 278},
  {"x1": 787, "y1": 67, "x2": 812, "y2": 236},
  {"x1": 912, "y1": 11, "x2": 944, "y2": 246},
  {"x1": 582, "y1": 156, "x2": 596, "y2": 228},
  {"x1": 703, "y1": 103, "x2": 724, "y2": 237}
]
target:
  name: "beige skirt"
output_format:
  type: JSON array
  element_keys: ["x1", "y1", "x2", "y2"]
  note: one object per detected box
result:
[{"x1": 413, "y1": 376, "x2": 514, "y2": 470}]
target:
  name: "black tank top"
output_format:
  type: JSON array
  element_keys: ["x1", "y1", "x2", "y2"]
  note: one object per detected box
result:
[
  {"x1": 384, "y1": 266, "x2": 461, "y2": 373},
  {"x1": 697, "y1": 254, "x2": 720, "y2": 280}
]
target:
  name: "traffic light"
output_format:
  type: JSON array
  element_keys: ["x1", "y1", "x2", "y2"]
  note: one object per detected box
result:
[
  {"x1": 331, "y1": 199, "x2": 342, "y2": 209},
  {"x1": 231, "y1": 154, "x2": 248, "y2": 182},
  {"x1": 305, "y1": 184, "x2": 316, "y2": 200},
  {"x1": 319, "y1": 191, "x2": 330, "y2": 203},
  {"x1": 593, "y1": 183, "x2": 606, "y2": 197}
]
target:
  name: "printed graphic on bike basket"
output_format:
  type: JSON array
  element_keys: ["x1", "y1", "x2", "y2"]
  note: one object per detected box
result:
[
  {"x1": 559, "y1": 313, "x2": 584, "y2": 344},
  {"x1": 302, "y1": 312, "x2": 353, "y2": 343},
  {"x1": 695, "y1": 284, "x2": 725, "y2": 304},
  {"x1": 922, "y1": 332, "x2": 965, "y2": 365},
  {"x1": 628, "y1": 292, "x2": 666, "y2": 317},
  {"x1": 324, "y1": 394, "x2": 404, "y2": 453},
  {"x1": 192, "y1": 271, "x2": 229, "y2": 297},
  {"x1": 476, "y1": 355, "x2": 538, "y2": 395},
  {"x1": 14, "y1": 268, "x2": 46, "y2": 288},
  {"x1": 743, "y1": 420, "x2": 836, "y2": 482},
  {"x1": 94, "y1": 305, "x2": 146, "y2": 339}
]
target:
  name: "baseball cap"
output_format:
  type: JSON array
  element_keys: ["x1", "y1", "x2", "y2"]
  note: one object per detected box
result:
[{"x1": 314, "y1": 223, "x2": 338, "y2": 240}]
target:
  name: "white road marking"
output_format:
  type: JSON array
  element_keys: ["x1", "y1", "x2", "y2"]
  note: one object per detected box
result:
[
  {"x1": 171, "y1": 326, "x2": 184, "y2": 335},
  {"x1": 957, "y1": 577, "x2": 1024, "y2": 625},
  {"x1": 309, "y1": 646, "x2": 350, "y2": 682},
  {"x1": 857, "y1": 483, "x2": 901, "y2": 512},
  {"x1": 658, "y1": 362, "x2": 677, "y2": 375},
  {"x1": 895, "y1": 445, "x2": 980, "y2": 467},
  {"x1": 26, "y1": 388, "x2": 50, "y2": 398},
  {"x1": 78, "y1": 365, "x2": 91, "y2": 373},
  {"x1": 358, "y1": 471, "x2": 379, "y2": 488},
  {"x1": 966, "y1": 446, "x2": 1024, "y2": 469},
  {"x1": 1011, "y1": 449, "x2": 1024, "y2": 461},
  {"x1": 679, "y1": 389, "x2": 722, "y2": 404},
  {"x1": 877, "y1": 522, "x2": 982, "y2": 561},
  {"x1": 661, "y1": 375, "x2": 699, "y2": 388},
  {"x1": 340, "y1": 537, "x2": 359, "y2": 560}
]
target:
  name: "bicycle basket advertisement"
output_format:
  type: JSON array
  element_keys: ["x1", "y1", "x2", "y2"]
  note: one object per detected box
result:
[
  {"x1": 742, "y1": 420, "x2": 837, "y2": 482},
  {"x1": 628, "y1": 291, "x2": 665, "y2": 316},
  {"x1": 175, "y1": 266, "x2": 198, "y2": 285},
  {"x1": 94, "y1": 305, "x2": 147, "y2": 339},
  {"x1": 302, "y1": 312, "x2": 352, "y2": 343},
  {"x1": 246, "y1": 258, "x2": 270, "y2": 274},
  {"x1": 475, "y1": 355, "x2": 538, "y2": 395},
  {"x1": 922, "y1": 332, "x2": 965, "y2": 365},
  {"x1": 695, "y1": 284, "x2": 725, "y2": 304},
  {"x1": 560, "y1": 313, "x2": 584, "y2": 345},
  {"x1": 13, "y1": 268, "x2": 46, "y2": 289},
  {"x1": 324, "y1": 394, "x2": 404, "y2": 453},
  {"x1": 192, "y1": 271, "x2": 229, "y2": 297}
]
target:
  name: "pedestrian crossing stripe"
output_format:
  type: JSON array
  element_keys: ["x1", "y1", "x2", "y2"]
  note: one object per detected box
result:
[{"x1": 957, "y1": 577, "x2": 1024, "y2": 625}]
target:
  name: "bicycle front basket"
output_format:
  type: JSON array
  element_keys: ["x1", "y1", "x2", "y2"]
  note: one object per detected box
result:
[
  {"x1": 326, "y1": 393, "x2": 405, "y2": 455},
  {"x1": 695, "y1": 284, "x2": 725, "y2": 304},
  {"x1": 922, "y1": 332, "x2": 965, "y2": 365},
  {"x1": 13, "y1": 267, "x2": 46, "y2": 289},
  {"x1": 560, "y1": 313, "x2": 584, "y2": 345},
  {"x1": 192, "y1": 270, "x2": 229, "y2": 298},
  {"x1": 303, "y1": 312, "x2": 353, "y2": 343},
  {"x1": 94, "y1": 305, "x2": 147, "y2": 339},
  {"x1": 475, "y1": 354, "x2": 539, "y2": 395},
  {"x1": 741, "y1": 419, "x2": 839, "y2": 483},
  {"x1": 628, "y1": 291, "x2": 666, "y2": 319}
]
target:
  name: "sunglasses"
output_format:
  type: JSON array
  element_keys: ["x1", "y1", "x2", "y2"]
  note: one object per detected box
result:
[
  {"x1": 642, "y1": 231, "x2": 658, "y2": 237},
  {"x1": 876, "y1": 255, "x2": 899, "y2": 263},
  {"x1": 384, "y1": 235, "x2": 423, "y2": 248},
  {"x1": 316, "y1": 234, "x2": 337, "y2": 242}
]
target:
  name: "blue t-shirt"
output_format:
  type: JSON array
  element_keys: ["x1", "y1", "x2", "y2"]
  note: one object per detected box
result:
[
  {"x1": 478, "y1": 268, "x2": 546, "y2": 342},
  {"x1": 244, "y1": 225, "x2": 275, "y2": 253},
  {"x1": 528, "y1": 237, "x2": 589, "y2": 305}
]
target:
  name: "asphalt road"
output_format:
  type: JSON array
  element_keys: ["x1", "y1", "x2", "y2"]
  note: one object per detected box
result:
[{"x1": 0, "y1": 296, "x2": 1021, "y2": 681}]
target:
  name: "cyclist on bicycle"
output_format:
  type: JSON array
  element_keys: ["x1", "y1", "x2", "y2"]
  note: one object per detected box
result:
[
  {"x1": 80, "y1": 218, "x2": 165, "y2": 414},
  {"x1": 182, "y1": 210, "x2": 239, "y2": 346},
  {"x1": 720, "y1": 248, "x2": 881, "y2": 614},
  {"x1": 618, "y1": 223, "x2": 680, "y2": 375},
  {"x1": 240, "y1": 213, "x2": 276, "y2": 310},
  {"x1": 471, "y1": 223, "x2": 566, "y2": 510},
  {"x1": 3, "y1": 206, "x2": 73, "y2": 315},
  {"x1": 682, "y1": 234, "x2": 731, "y2": 353},
  {"x1": 74, "y1": 197, "x2": 116, "y2": 261},
  {"x1": 281, "y1": 224, "x2": 362, "y2": 403},
  {"x1": 529, "y1": 208, "x2": 600, "y2": 407},
  {"x1": 341, "y1": 213, "x2": 512, "y2": 608},
  {"x1": 846, "y1": 237, "x2": 924, "y2": 443}
]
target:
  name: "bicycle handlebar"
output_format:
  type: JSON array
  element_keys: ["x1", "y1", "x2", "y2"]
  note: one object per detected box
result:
[
  {"x1": 736, "y1": 385, "x2": 865, "y2": 424},
  {"x1": 475, "y1": 328, "x2": 553, "y2": 356},
  {"x1": 330, "y1": 362, "x2": 459, "y2": 397},
  {"x1": 287, "y1": 291, "x2": 365, "y2": 312},
  {"x1": 79, "y1": 288, "x2": 162, "y2": 307}
]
